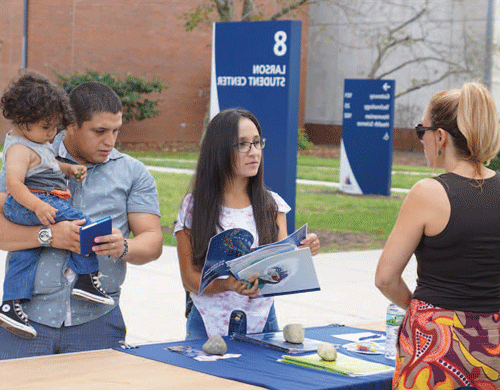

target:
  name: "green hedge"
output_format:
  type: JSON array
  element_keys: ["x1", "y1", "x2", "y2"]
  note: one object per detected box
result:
[{"x1": 55, "y1": 70, "x2": 167, "y2": 122}]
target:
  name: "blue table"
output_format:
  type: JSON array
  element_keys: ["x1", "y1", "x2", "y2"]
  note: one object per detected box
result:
[{"x1": 117, "y1": 325, "x2": 394, "y2": 390}]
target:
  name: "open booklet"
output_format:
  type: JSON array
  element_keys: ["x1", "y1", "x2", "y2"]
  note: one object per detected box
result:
[{"x1": 198, "y1": 224, "x2": 320, "y2": 296}]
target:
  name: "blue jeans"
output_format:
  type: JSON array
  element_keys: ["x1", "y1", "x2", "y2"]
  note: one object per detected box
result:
[
  {"x1": 185, "y1": 301, "x2": 279, "y2": 340},
  {"x1": 0, "y1": 305, "x2": 126, "y2": 360},
  {"x1": 3, "y1": 192, "x2": 98, "y2": 302}
]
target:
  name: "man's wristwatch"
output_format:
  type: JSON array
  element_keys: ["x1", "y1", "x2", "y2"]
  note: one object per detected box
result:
[{"x1": 38, "y1": 226, "x2": 53, "y2": 247}]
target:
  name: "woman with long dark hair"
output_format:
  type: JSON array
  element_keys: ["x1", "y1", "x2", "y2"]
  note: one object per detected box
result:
[{"x1": 175, "y1": 108, "x2": 320, "y2": 340}]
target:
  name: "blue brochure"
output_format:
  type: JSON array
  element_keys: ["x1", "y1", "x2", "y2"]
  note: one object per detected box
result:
[
  {"x1": 80, "y1": 216, "x2": 112, "y2": 256},
  {"x1": 198, "y1": 224, "x2": 309, "y2": 295}
]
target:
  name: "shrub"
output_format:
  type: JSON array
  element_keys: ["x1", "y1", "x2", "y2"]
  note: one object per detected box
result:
[
  {"x1": 54, "y1": 70, "x2": 167, "y2": 122},
  {"x1": 298, "y1": 127, "x2": 313, "y2": 150},
  {"x1": 489, "y1": 153, "x2": 500, "y2": 171}
]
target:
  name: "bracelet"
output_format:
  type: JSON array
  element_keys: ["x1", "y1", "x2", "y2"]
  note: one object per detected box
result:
[{"x1": 118, "y1": 238, "x2": 128, "y2": 260}]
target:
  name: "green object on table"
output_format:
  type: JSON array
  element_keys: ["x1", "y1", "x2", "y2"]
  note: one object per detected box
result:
[{"x1": 280, "y1": 352, "x2": 394, "y2": 377}]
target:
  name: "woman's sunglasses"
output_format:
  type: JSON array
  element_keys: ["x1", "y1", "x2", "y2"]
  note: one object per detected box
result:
[{"x1": 415, "y1": 124, "x2": 458, "y2": 140}]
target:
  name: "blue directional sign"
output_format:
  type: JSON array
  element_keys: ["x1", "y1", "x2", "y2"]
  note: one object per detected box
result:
[
  {"x1": 210, "y1": 21, "x2": 302, "y2": 233},
  {"x1": 339, "y1": 79, "x2": 395, "y2": 196}
]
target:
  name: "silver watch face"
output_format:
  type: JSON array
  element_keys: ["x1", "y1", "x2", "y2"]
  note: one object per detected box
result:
[{"x1": 38, "y1": 227, "x2": 52, "y2": 246}]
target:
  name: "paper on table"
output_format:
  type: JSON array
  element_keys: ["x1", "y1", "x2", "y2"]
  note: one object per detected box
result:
[
  {"x1": 167, "y1": 346, "x2": 241, "y2": 362},
  {"x1": 332, "y1": 332, "x2": 384, "y2": 342}
]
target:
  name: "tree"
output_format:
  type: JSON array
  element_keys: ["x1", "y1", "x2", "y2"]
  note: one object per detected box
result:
[
  {"x1": 186, "y1": 0, "x2": 489, "y2": 115},
  {"x1": 183, "y1": 0, "x2": 314, "y2": 138},
  {"x1": 182, "y1": 0, "x2": 311, "y2": 31},
  {"x1": 54, "y1": 70, "x2": 167, "y2": 122},
  {"x1": 315, "y1": 0, "x2": 486, "y2": 98},
  {"x1": 185, "y1": 0, "x2": 487, "y2": 100}
]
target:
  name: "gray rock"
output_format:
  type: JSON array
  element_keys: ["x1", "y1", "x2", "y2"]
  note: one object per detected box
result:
[
  {"x1": 283, "y1": 323, "x2": 305, "y2": 344},
  {"x1": 317, "y1": 342, "x2": 337, "y2": 361},
  {"x1": 202, "y1": 334, "x2": 227, "y2": 355}
]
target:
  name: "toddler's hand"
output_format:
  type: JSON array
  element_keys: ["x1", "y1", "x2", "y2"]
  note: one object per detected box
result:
[
  {"x1": 70, "y1": 165, "x2": 87, "y2": 181},
  {"x1": 34, "y1": 202, "x2": 58, "y2": 225}
]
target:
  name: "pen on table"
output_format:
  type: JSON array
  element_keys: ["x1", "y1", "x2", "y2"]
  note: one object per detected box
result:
[{"x1": 358, "y1": 335, "x2": 383, "y2": 341}]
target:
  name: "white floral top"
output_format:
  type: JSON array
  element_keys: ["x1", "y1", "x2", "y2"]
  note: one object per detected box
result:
[{"x1": 174, "y1": 191, "x2": 291, "y2": 337}]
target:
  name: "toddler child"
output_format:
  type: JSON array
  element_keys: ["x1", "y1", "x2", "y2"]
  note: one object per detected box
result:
[{"x1": 0, "y1": 72, "x2": 113, "y2": 339}]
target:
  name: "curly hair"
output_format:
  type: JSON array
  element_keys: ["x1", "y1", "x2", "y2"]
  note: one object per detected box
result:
[{"x1": 1, "y1": 71, "x2": 74, "y2": 129}]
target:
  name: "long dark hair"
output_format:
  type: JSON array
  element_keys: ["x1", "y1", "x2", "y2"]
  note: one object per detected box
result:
[{"x1": 188, "y1": 108, "x2": 278, "y2": 269}]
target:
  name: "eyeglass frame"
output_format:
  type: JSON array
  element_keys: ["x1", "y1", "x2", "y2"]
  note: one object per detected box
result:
[
  {"x1": 415, "y1": 124, "x2": 458, "y2": 140},
  {"x1": 233, "y1": 138, "x2": 266, "y2": 153}
]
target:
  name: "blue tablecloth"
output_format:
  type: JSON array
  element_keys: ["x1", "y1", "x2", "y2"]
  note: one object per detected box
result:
[{"x1": 117, "y1": 325, "x2": 394, "y2": 390}]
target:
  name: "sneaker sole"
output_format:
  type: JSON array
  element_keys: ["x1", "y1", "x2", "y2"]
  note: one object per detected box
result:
[
  {"x1": 72, "y1": 289, "x2": 115, "y2": 305},
  {"x1": 0, "y1": 314, "x2": 37, "y2": 339}
]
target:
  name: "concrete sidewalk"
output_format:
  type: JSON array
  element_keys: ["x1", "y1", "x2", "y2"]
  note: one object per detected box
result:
[{"x1": 0, "y1": 247, "x2": 417, "y2": 345}]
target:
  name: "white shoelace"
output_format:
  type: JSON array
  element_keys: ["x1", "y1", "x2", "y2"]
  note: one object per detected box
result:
[
  {"x1": 13, "y1": 302, "x2": 28, "y2": 323},
  {"x1": 92, "y1": 272, "x2": 107, "y2": 292}
]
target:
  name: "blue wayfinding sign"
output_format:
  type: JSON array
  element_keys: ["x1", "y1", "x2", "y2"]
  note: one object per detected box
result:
[
  {"x1": 339, "y1": 79, "x2": 395, "y2": 196},
  {"x1": 210, "y1": 21, "x2": 302, "y2": 233}
]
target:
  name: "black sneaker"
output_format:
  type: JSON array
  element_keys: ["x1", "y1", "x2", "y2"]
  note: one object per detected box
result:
[
  {"x1": 0, "y1": 300, "x2": 37, "y2": 339},
  {"x1": 72, "y1": 271, "x2": 114, "y2": 305}
]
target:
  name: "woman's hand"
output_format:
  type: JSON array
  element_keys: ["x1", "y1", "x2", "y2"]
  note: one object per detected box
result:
[
  {"x1": 299, "y1": 232, "x2": 320, "y2": 256},
  {"x1": 227, "y1": 273, "x2": 260, "y2": 298}
]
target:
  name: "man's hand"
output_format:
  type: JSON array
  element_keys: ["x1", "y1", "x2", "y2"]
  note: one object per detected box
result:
[
  {"x1": 50, "y1": 219, "x2": 86, "y2": 253},
  {"x1": 93, "y1": 228, "x2": 126, "y2": 259}
]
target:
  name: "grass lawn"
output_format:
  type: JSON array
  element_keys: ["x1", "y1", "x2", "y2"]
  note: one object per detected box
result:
[
  {"x1": 127, "y1": 151, "x2": 442, "y2": 190},
  {"x1": 0, "y1": 147, "x2": 425, "y2": 252},
  {"x1": 138, "y1": 149, "x2": 414, "y2": 251},
  {"x1": 152, "y1": 169, "x2": 405, "y2": 251},
  {"x1": 151, "y1": 171, "x2": 192, "y2": 246},
  {"x1": 296, "y1": 187, "x2": 403, "y2": 240}
]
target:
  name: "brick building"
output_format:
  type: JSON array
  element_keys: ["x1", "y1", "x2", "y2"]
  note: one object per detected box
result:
[{"x1": 0, "y1": 0, "x2": 309, "y2": 149}]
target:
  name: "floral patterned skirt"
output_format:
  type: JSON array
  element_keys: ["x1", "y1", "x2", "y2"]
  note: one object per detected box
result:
[{"x1": 393, "y1": 299, "x2": 500, "y2": 390}]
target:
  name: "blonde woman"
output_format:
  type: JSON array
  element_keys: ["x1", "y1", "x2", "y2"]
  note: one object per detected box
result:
[{"x1": 375, "y1": 82, "x2": 500, "y2": 389}]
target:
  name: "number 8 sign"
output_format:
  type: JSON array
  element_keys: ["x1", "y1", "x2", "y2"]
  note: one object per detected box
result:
[
  {"x1": 211, "y1": 21, "x2": 302, "y2": 233},
  {"x1": 274, "y1": 31, "x2": 287, "y2": 56}
]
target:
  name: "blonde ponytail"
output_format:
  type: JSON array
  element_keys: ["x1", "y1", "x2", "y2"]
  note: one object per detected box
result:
[
  {"x1": 429, "y1": 82, "x2": 500, "y2": 176},
  {"x1": 456, "y1": 82, "x2": 500, "y2": 169}
]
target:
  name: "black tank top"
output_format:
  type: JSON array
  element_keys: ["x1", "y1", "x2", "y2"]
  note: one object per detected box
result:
[{"x1": 413, "y1": 172, "x2": 500, "y2": 312}]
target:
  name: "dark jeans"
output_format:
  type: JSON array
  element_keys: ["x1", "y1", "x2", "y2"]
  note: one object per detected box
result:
[
  {"x1": 0, "y1": 305, "x2": 126, "y2": 360},
  {"x1": 3, "y1": 192, "x2": 97, "y2": 302}
]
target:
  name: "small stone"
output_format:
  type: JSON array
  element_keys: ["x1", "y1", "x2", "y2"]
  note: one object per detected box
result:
[
  {"x1": 202, "y1": 334, "x2": 227, "y2": 355},
  {"x1": 317, "y1": 342, "x2": 337, "y2": 361},
  {"x1": 283, "y1": 323, "x2": 304, "y2": 344}
]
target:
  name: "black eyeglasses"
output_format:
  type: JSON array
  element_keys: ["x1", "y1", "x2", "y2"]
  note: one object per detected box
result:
[
  {"x1": 415, "y1": 124, "x2": 458, "y2": 140},
  {"x1": 234, "y1": 138, "x2": 266, "y2": 153}
]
